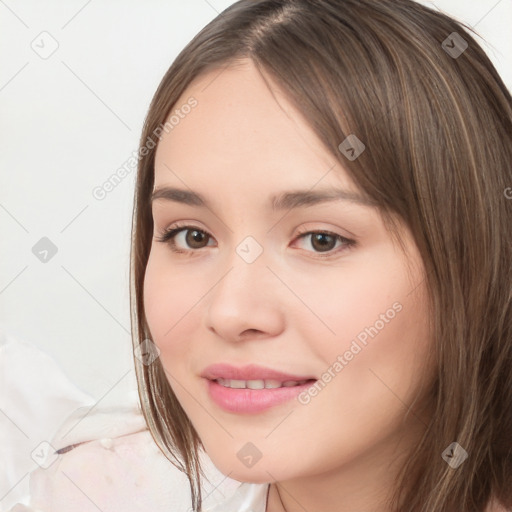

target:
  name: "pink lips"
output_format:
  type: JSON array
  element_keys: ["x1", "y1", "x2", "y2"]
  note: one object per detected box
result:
[
  {"x1": 201, "y1": 363, "x2": 315, "y2": 382},
  {"x1": 201, "y1": 363, "x2": 317, "y2": 414}
]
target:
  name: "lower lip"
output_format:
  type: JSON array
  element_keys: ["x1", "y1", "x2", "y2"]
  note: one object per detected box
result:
[{"x1": 205, "y1": 379, "x2": 316, "y2": 413}]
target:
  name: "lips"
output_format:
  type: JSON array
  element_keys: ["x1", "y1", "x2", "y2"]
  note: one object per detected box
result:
[
  {"x1": 200, "y1": 363, "x2": 316, "y2": 382},
  {"x1": 201, "y1": 363, "x2": 317, "y2": 413}
]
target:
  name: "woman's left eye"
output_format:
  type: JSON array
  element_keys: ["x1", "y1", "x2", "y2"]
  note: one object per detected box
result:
[
  {"x1": 155, "y1": 224, "x2": 355, "y2": 258},
  {"x1": 293, "y1": 230, "x2": 356, "y2": 257}
]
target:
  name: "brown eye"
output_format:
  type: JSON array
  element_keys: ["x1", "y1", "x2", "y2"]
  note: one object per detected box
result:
[
  {"x1": 293, "y1": 229, "x2": 356, "y2": 258},
  {"x1": 185, "y1": 229, "x2": 210, "y2": 249},
  {"x1": 309, "y1": 233, "x2": 337, "y2": 252},
  {"x1": 155, "y1": 225, "x2": 215, "y2": 253}
]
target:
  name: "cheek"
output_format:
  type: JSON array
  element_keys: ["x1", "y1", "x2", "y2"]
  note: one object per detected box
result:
[
  {"x1": 292, "y1": 247, "x2": 417, "y2": 349},
  {"x1": 143, "y1": 251, "x2": 201, "y2": 353},
  {"x1": 341, "y1": 290, "x2": 430, "y2": 411},
  {"x1": 290, "y1": 275, "x2": 431, "y2": 474},
  {"x1": 297, "y1": 245, "x2": 432, "y2": 394}
]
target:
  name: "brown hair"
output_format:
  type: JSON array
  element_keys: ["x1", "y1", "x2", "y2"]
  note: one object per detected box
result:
[{"x1": 129, "y1": 1, "x2": 512, "y2": 510}]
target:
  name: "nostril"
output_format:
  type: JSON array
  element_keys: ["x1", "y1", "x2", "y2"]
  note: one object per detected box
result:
[{"x1": 237, "y1": 329, "x2": 264, "y2": 340}]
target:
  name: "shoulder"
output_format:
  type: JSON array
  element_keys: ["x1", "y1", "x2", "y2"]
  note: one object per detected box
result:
[{"x1": 25, "y1": 400, "x2": 242, "y2": 512}]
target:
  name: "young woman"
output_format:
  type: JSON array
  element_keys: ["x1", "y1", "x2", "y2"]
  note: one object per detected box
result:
[{"x1": 131, "y1": 0, "x2": 512, "y2": 510}]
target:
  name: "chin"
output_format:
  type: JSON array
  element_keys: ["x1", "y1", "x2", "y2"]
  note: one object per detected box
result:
[{"x1": 206, "y1": 456, "x2": 272, "y2": 482}]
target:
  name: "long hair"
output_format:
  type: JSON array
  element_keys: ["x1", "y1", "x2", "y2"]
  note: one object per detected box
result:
[{"x1": 129, "y1": 1, "x2": 512, "y2": 510}]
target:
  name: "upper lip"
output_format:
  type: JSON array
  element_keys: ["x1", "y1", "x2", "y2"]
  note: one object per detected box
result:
[{"x1": 201, "y1": 363, "x2": 316, "y2": 382}]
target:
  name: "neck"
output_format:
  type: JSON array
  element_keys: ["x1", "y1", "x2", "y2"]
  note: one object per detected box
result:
[{"x1": 265, "y1": 419, "x2": 426, "y2": 512}]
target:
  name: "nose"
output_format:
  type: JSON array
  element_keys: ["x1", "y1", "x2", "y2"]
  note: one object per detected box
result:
[{"x1": 204, "y1": 246, "x2": 286, "y2": 343}]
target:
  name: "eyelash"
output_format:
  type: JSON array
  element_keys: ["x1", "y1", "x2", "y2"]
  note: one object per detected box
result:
[{"x1": 155, "y1": 222, "x2": 356, "y2": 259}]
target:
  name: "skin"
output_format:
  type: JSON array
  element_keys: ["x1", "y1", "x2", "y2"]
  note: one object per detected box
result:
[{"x1": 143, "y1": 58, "x2": 436, "y2": 512}]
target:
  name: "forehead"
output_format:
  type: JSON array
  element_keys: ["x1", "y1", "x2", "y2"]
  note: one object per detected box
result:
[{"x1": 152, "y1": 59, "x2": 356, "y2": 192}]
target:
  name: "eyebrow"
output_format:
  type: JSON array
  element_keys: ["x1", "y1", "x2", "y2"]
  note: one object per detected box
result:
[{"x1": 151, "y1": 186, "x2": 376, "y2": 210}]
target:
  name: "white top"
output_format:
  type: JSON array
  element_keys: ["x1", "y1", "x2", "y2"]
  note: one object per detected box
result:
[
  {"x1": 205, "y1": 482, "x2": 269, "y2": 512},
  {"x1": 9, "y1": 481, "x2": 269, "y2": 512},
  {"x1": 5, "y1": 388, "x2": 270, "y2": 512},
  {"x1": 0, "y1": 328, "x2": 95, "y2": 510}
]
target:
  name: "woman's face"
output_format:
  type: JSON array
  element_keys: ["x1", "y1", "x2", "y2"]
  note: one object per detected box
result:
[{"x1": 143, "y1": 59, "x2": 434, "y2": 490}]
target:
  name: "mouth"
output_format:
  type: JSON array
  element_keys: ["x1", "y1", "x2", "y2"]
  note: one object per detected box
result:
[
  {"x1": 205, "y1": 377, "x2": 317, "y2": 414},
  {"x1": 201, "y1": 364, "x2": 317, "y2": 413},
  {"x1": 213, "y1": 378, "x2": 314, "y2": 389},
  {"x1": 200, "y1": 362, "x2": 316, "y2": 383}
]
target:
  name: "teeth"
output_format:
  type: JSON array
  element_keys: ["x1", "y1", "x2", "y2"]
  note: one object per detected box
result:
[
  {"x1": 216, "y1": 378, "x2": 308, "y2": 389},
  {"x1": 247, "y1": 380, "x2": 265, "y2": 389},
  {"x1": 229, "y1": 379, "x2": 246, "y2": 389}
]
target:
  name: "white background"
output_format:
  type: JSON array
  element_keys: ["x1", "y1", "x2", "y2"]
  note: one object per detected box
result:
[{"x1": 1, "y1": 0, "x2": 511, "y2": 404}]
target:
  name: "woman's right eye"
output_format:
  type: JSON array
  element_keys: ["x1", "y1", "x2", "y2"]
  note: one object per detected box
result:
[{"x1": 155, "y1": 225, "x2": 216, "y2": 254}]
